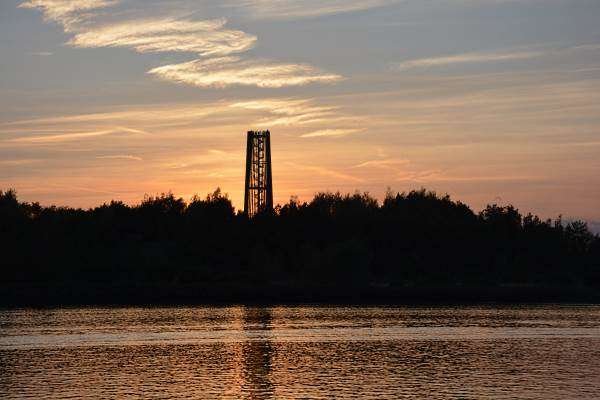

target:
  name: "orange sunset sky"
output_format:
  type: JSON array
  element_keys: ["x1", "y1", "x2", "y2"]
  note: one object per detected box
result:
[{"x1": 1, "y1": 0, "x2": 599, "y2": 229}]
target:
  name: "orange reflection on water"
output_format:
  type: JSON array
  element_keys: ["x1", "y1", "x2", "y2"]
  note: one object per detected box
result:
[{"x1": 2, "y1": 306, "x2": 600, "y2": 399}]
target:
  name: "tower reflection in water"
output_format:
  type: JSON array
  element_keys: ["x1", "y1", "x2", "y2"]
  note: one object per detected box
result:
[{"x1": 232, "y1": 307, "x2": 274, "y2": 400}]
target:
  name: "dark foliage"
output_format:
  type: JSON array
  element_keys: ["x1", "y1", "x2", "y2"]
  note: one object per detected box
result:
[{"x1": 1, "y1": 188, "x2": 599, "y2": 304}]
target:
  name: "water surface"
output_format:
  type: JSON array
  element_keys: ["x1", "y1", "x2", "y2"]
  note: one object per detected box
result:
[{"x1": 1, "y1": 306, "x2": 600, "y2": 399}]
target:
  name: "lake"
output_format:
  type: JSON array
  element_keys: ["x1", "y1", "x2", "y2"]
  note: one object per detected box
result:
[{"x1": 1, "y1": 306, "x2": 600, "y2": 399}]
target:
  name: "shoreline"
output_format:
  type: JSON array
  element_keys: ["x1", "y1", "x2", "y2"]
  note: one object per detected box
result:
[{"x1": 3, "y1": 283, "x2": 599, "y2": 308}]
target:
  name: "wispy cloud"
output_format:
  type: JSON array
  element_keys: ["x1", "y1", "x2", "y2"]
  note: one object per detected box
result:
[
  {"x1": 231, "y1": 98, "x2": 336, "y2": 119},
  {"x1": 416, "y1": 173, "x2": 541, "y2": 183},
  {"x1": 393, "y1": 50, "x2": 544, "y2": 71},
  {"x1": 3, "y1": 100, "x2": 315, "y2": 131},
  {"x1": 301, "y1": 129, "x2": 361, "y2": 138},
  {"x1": 69, "y1": 18, "x2": 256, "y2": 56},
  {"x1": 27, "y1": 51, "x2": 53, "y2": 56},
  {"x1": 2, "y1": 106, "x2": 226, "y2": 127},
  {"x1": 569, "y1": 44, "x2": 600, "y2": 52},
  {"x1": 0, "y1": 158, "x2": 44, "y2": 166},
  {"x1": 11, "y1": 129, "x2": 116, "y2": 143},
  {"x1": 226, "y1": 0, "x2": 400, "y2": 19},
  {"x1": 19, "y1": 0, "x2": 118, "y2": 31},
  {"x1": 10, "y1": 127, "x2": 146, "y2": 143},
  {"x1": 353, "y1": 158, "x2": 410, "y2": 168},
  {"x1": 394, "y1": 169, "x2": 444, "y2": 182},
  {"x1": 2, "y1": 98, "x2": 358, "y2": 145},
  {"x1": 96, "y1": 155, "x2": 143, "y2": 161},
  {"x1": 164, "y1": 149, "x2": 239, "y2": 170},
  {"x1": 231, "y1": 98, "x2": 359, "y2": 127},
  {"x1": 20, "y1": 0, "x2": 344, "y2": 89},
  {"x1": 351, "y1": 158, "x2": 539, "y2": 185},
  {"x1": 149, "y1": 57, "x2": 343, "y2": 88},
  {"x1": 393, "y1": 43, "x2": 600, "y2": 72},
  {"x1": 284, "y1": 162, "x2": 364, "y2": 183}
]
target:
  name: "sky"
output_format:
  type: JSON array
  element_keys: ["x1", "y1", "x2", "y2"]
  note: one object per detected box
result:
[{"x1": 0, "y1": 0, "x2": 599, "y2": 227}]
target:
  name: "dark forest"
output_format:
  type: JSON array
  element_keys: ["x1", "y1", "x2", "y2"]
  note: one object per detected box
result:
[{"x1": 1, "y1": 188, "x2": 599, "y2": 306}]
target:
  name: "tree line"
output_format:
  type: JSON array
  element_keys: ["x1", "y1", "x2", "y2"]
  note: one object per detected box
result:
[{"x1": 1, "y1": 188, "x2": 599, "y2": 304}]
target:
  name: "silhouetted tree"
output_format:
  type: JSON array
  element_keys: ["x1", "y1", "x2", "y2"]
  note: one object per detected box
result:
[
  {"x1": 187, "y1": 188, "x2": 234, "y2": 222},
  {"x1": 1, "y1": 187, "x2": 598, "y2": 306}
]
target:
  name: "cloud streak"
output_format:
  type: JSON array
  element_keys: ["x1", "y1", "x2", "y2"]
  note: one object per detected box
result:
[
  {"x1": 19, "y1": 0, "x2": 118, "y2": 31},
  {"x1": 20, "y1": 0, "x2": 344, "y2": 89},
  {"x1": 393, "y1": 44, "x2": 600, "y2": 72},
  {"x1": 69, "y1": 18, "x2": 256, "y2": 56},
  {"x1": 149, "y1": 57, "x2": 343, "y2": 88},
  {"x1": 284, "y1": 162, "x2": 364, "y2": 183},
  {"x1": 353, "y1": 158, "x2": 410, "y2": 168},
  {"x1": 301, "y1": 129, "x2": 361, "y2": 138},
  {"x1": 226, "y1": 0, "x2": 400, "y2": 19},
  {"x1": 231, "y1": 98, "x2": 360, "y2": 127},
  {"x1": 96, "y1": 155, "x2": 143, "y2": 161},
  {"x1": 3, "y1": 98, "x2": 358, "y2": 143},
  {"x1": 10, "y1": 127, "x2": 146, "y2": 143},
  {"x1": 393, "y1": 50, "x2": 544, "y2": 71}
]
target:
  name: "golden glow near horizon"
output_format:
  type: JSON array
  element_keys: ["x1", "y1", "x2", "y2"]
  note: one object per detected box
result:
[{"x1": 1, "y1": 0, "x2": 599, "y2": 228}]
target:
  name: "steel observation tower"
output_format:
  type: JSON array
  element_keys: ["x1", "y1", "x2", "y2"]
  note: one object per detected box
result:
[{"x1": 244, "y1": 130, "x2": 273, "y2": 216}]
